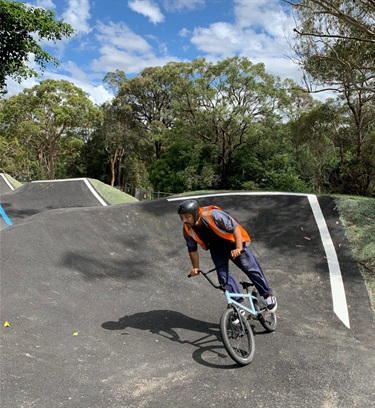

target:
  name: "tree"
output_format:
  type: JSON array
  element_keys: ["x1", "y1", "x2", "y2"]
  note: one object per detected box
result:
[
  {"x1": 285, "y1": 1, "x2": 375, "y2": 195},
  {"x1": 115, "y1": 66, "x2": 175, "y2": 161},
  {"x1": 0, "y1": 0, "x2": 74, "y2": 95},
  {"x1": 148, "y1": 141, "x2": 219, "y2": 193},
  {"x1": 285, "y1": 0, "x2": 375, "y2": 93},
  {"x1": 97, "y1": 101, "x2": 139, "y2": 187},
  {"x1": 1, "y1": 79, "x2": 102, "y2": 180},
  {"x1": 289, "y1": 102, "x2": 340, "y2": 192},
  {"x1": 165, "y1": 57, "x2": 285, "y2": 187},
  {"x1": 285, "y1": 0, "x2": 375, "y2": 42},
  {"x1": 103, "y1": 69, "x2": 126, "y2": 94}
]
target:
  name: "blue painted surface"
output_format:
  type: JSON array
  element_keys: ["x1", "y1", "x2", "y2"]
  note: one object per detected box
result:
[{"x1": 0, "y1": 204, "x2": 12, "y2": 226}]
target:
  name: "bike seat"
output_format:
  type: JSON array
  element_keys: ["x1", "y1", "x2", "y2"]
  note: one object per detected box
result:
[{"x1": 239, "y1": 281, "x2": 254, "y2": 289}]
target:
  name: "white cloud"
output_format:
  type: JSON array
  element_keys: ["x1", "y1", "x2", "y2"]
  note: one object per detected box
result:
[
  {"x1": 4, "y1": 77, "x2": 39, "y2": 98},
  {"x1": 184, "y1": 0, "x2": 300, "y2": 83},
  {"x1": 46, "y1": 71, "x2": 113, "y2": 105},
  {"x1": 179, "y1": 27, "x2": 190, "y2": 37},
  {"x1": 35, "y1": 0, "x2": 56, "y2": 10},
  {"x1": 90, "y1": 21, "x2": 183, "y2": 75},
  {"x1": 3, "y1": 0, "x2": 321, "y2": 106},
  {"x1": 233, "y1": 0, "x2": 292, "y2": 36},
  {"x1": 162, "y1": 0, "x2": 205, "y2": 13},
  {"x1": 128, "y1": 0, "x2": 165, "y2": 24},
  {"x1": 5, "y1": 71, "x2": 113, "y2": 106},
  {"x1": 59, "y1": 61, "x2": 91, "y2": 83},
  {"x1": 94, "y1": 21, "x2": 152, "y2": 54},
  {"x1": 190, "y1": 23, "x2": 242, "y2": 55},
  {"x1": 62, "y1": 0, "x2": 91, "y2": 35}
]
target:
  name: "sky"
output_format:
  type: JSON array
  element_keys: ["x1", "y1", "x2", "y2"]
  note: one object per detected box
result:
[{"x1": 6, "y1": 0, "x2": 305, "y2": 105}]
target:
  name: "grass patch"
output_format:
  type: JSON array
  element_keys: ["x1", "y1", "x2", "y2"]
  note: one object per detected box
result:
[
  {"x1": 335, "y1": 196, "x2": 375, "y2": 312},
  {"x1": 88, "y1": 179, "x2": 138, "y2": 204},
  {"x1": 5, "y1": 174, "x2": 23, "y2": 188}
]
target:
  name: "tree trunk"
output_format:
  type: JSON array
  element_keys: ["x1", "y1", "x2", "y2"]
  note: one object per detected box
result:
[{"x1": 110, "y1": 148, "x2": 118, "y2": 187}]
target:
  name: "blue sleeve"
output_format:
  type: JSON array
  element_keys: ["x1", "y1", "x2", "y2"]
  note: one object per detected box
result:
[
  {"x1": 183, "y1": 226, "x2": 198, "y2": 252},
  {"x1": 210, "y1": 209, "x2": 237, "y2": 232}
]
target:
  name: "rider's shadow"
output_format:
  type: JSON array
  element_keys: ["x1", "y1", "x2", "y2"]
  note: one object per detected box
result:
[{"x1": 102, "y1": 309, "x2": 237, "y2": 368}]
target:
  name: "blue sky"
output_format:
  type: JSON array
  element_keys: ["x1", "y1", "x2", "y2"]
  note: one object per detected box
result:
[{"x1": 7, "y1": 0, "x2": 302, "y2": 105}]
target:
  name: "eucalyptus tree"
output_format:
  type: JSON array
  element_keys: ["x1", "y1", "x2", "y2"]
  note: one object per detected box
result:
[
  {"x1": 95, "y1": 101, "x2": 142, "y2": 187},
  {"x1": 1, "y1": 79, "x2": 102, "y2": 180},
  {"x1": 290, "y1": 96, "x2": 375, "y2": 195},
  {"x1": 289, "y1": 101, "x2": 340, "y2": 192},
  {"x1": 0, "y1": 0, "x2": 74, "y2": 95},
  {"x1": 164, "y1": 57, "x2": 285, "y2": 187},
  {"x1": 279, "y1": 79, "x2": 320, "y2": 121},
  {"x1": 336, "y1": 91, "x2": 375, "y2": 195},
  {"x1": 115, "y1": 66, "x2": 175, "y2": 161},
  {"x1": 285, "y1": 0, "x2": 375, "y2": 94},
  {"x1": 284, "y1": 1, "x2": 375, "y2": 195},
  {"x1": 103, "y1": 69, "x2": 127, "y2": 95}
]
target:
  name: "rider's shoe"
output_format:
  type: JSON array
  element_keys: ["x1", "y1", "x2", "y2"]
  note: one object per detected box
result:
[
  {"x1": 266, "y1": 295, "x2": 277, "y2": 312},
  {"x1": 232, "y1": 309, "x2": 246, "y2": 324}
]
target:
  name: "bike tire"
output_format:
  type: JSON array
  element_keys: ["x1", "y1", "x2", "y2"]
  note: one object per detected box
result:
[
  {"x1": 220, "y1": 307, "x2": 255, "y2": 365},
  {"x1": 252, "y1": 291, "x2": 278, "y2": 332}
]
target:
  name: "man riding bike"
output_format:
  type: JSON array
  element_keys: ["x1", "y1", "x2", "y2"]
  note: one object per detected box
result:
[{"x1": 178, "y1": 199, "x2": 277, "y2": 312}]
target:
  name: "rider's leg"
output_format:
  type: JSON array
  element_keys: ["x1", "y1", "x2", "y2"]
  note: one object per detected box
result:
[
  {"x1": 232, "y1": 245, "x2": 272, "y2": 298},
  {"x1": 210, "y1": 251, "x2": 243, "y2": 301}
]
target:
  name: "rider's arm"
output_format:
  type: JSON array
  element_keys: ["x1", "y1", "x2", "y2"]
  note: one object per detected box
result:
[
  {"x1": 188, "y1": 251, "x2": 200, "y2": 276},
  {"x1": 231, "y1": 226, "x2": 244, "y2": 258}
]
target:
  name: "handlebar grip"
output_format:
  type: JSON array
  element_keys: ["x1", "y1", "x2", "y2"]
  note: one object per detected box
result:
[{"x1": 187, "y1": 269, "x2": 203, "y2": 278}]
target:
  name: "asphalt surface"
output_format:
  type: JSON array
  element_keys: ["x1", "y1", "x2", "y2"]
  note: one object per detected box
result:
[
  {"x1": 0, "y1": 181, "x2": 374, "y2": 408},
  {"x1": 0, "y1": 179, "x2": 108, "y2": 228}
]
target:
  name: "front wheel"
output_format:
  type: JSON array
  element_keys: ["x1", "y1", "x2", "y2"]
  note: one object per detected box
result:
[
  {"x1": 220, "y1": 307, "x2": 255, "y2": 365},
  {"x1": 252, "y1": 291, "x2": 278, "y2": 332}
]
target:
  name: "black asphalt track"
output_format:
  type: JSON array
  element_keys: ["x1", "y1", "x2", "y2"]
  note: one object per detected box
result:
[
  {"x1": 0, "y1": 187, "x2": 374, "y2": 408},
  {"x1": 0, "y1": 179, "x2": 108, "y2": 228}
]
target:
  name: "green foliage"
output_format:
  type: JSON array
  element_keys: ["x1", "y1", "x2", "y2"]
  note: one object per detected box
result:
[
  {"x1": 77, "y1": 129, "x2": 111, "y2": 184},
  {"x1": 164, "y1": 57, "x2": 286, "y2": 186},
  {"x1": 1, "y1": 79, "x2": 102, "y2": 180},
  {"x1": 148, "y1": 141, "x2": 219, "y2": 193},
  {"x1": 0, "y1": 0, "x2": 74, "y2": 94},
  {"x1": 288, "y1": 0, "x2": 375, "y2": 94},
  {"x1": 1, "y1": 53, "x2": 373, "y2": 197},
  {"x1": 227, "y1": 144, "x2": 309, "y2": 193}
]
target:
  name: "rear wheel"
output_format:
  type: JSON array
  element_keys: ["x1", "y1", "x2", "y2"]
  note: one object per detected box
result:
[
  {"x1": 252, "y1": 291, "x2": 277, "y2": 332},
  {"x1": 220, "y1": 307, "x2": 255, "y2": 365}
]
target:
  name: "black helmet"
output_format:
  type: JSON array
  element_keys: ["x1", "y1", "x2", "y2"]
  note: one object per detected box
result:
[{"x1": 177, "y1": 200, "x2": 200, "y2": 221}]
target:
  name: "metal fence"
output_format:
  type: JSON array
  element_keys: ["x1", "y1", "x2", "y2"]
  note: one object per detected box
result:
[{"x1": 123, "y1": 185, "x2": 174, "y2": 201}]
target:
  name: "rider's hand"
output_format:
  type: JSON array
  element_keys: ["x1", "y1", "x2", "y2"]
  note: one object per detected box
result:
[
  {"x1": 190, "y1": 268, "x2": 200, "y2": 277},
  {"x1": 231, "y1": 248, "x2": 242, "y2": 259}
]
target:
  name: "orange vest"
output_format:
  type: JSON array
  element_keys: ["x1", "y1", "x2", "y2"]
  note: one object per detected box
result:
[{"x1": 184, "y1": 205, "x2": 250, "y2": 250}]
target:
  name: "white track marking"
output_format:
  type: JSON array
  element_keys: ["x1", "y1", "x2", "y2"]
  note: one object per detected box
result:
[
  {"x1": 82, "y1": 178, "x2": 107, "y2": 206},
  {"x1": 1, "y1": 173, "x2": 15, "y2": 191},
  {"x1": 308, "y1": 195, "x2": 350, "y2": 328},
  {"x1": 168, "y1": 192, "x2": 350, "y2": 328}
]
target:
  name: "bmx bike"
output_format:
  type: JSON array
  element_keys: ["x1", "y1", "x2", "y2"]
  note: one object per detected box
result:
[{"x1": 189, "y1": 261, "x2": 277, "y2": 366}]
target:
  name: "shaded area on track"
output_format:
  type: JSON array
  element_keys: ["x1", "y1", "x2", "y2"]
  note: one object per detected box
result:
[{"x1": 0, "y1": 193, "x2": 374, "y2": 408}]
